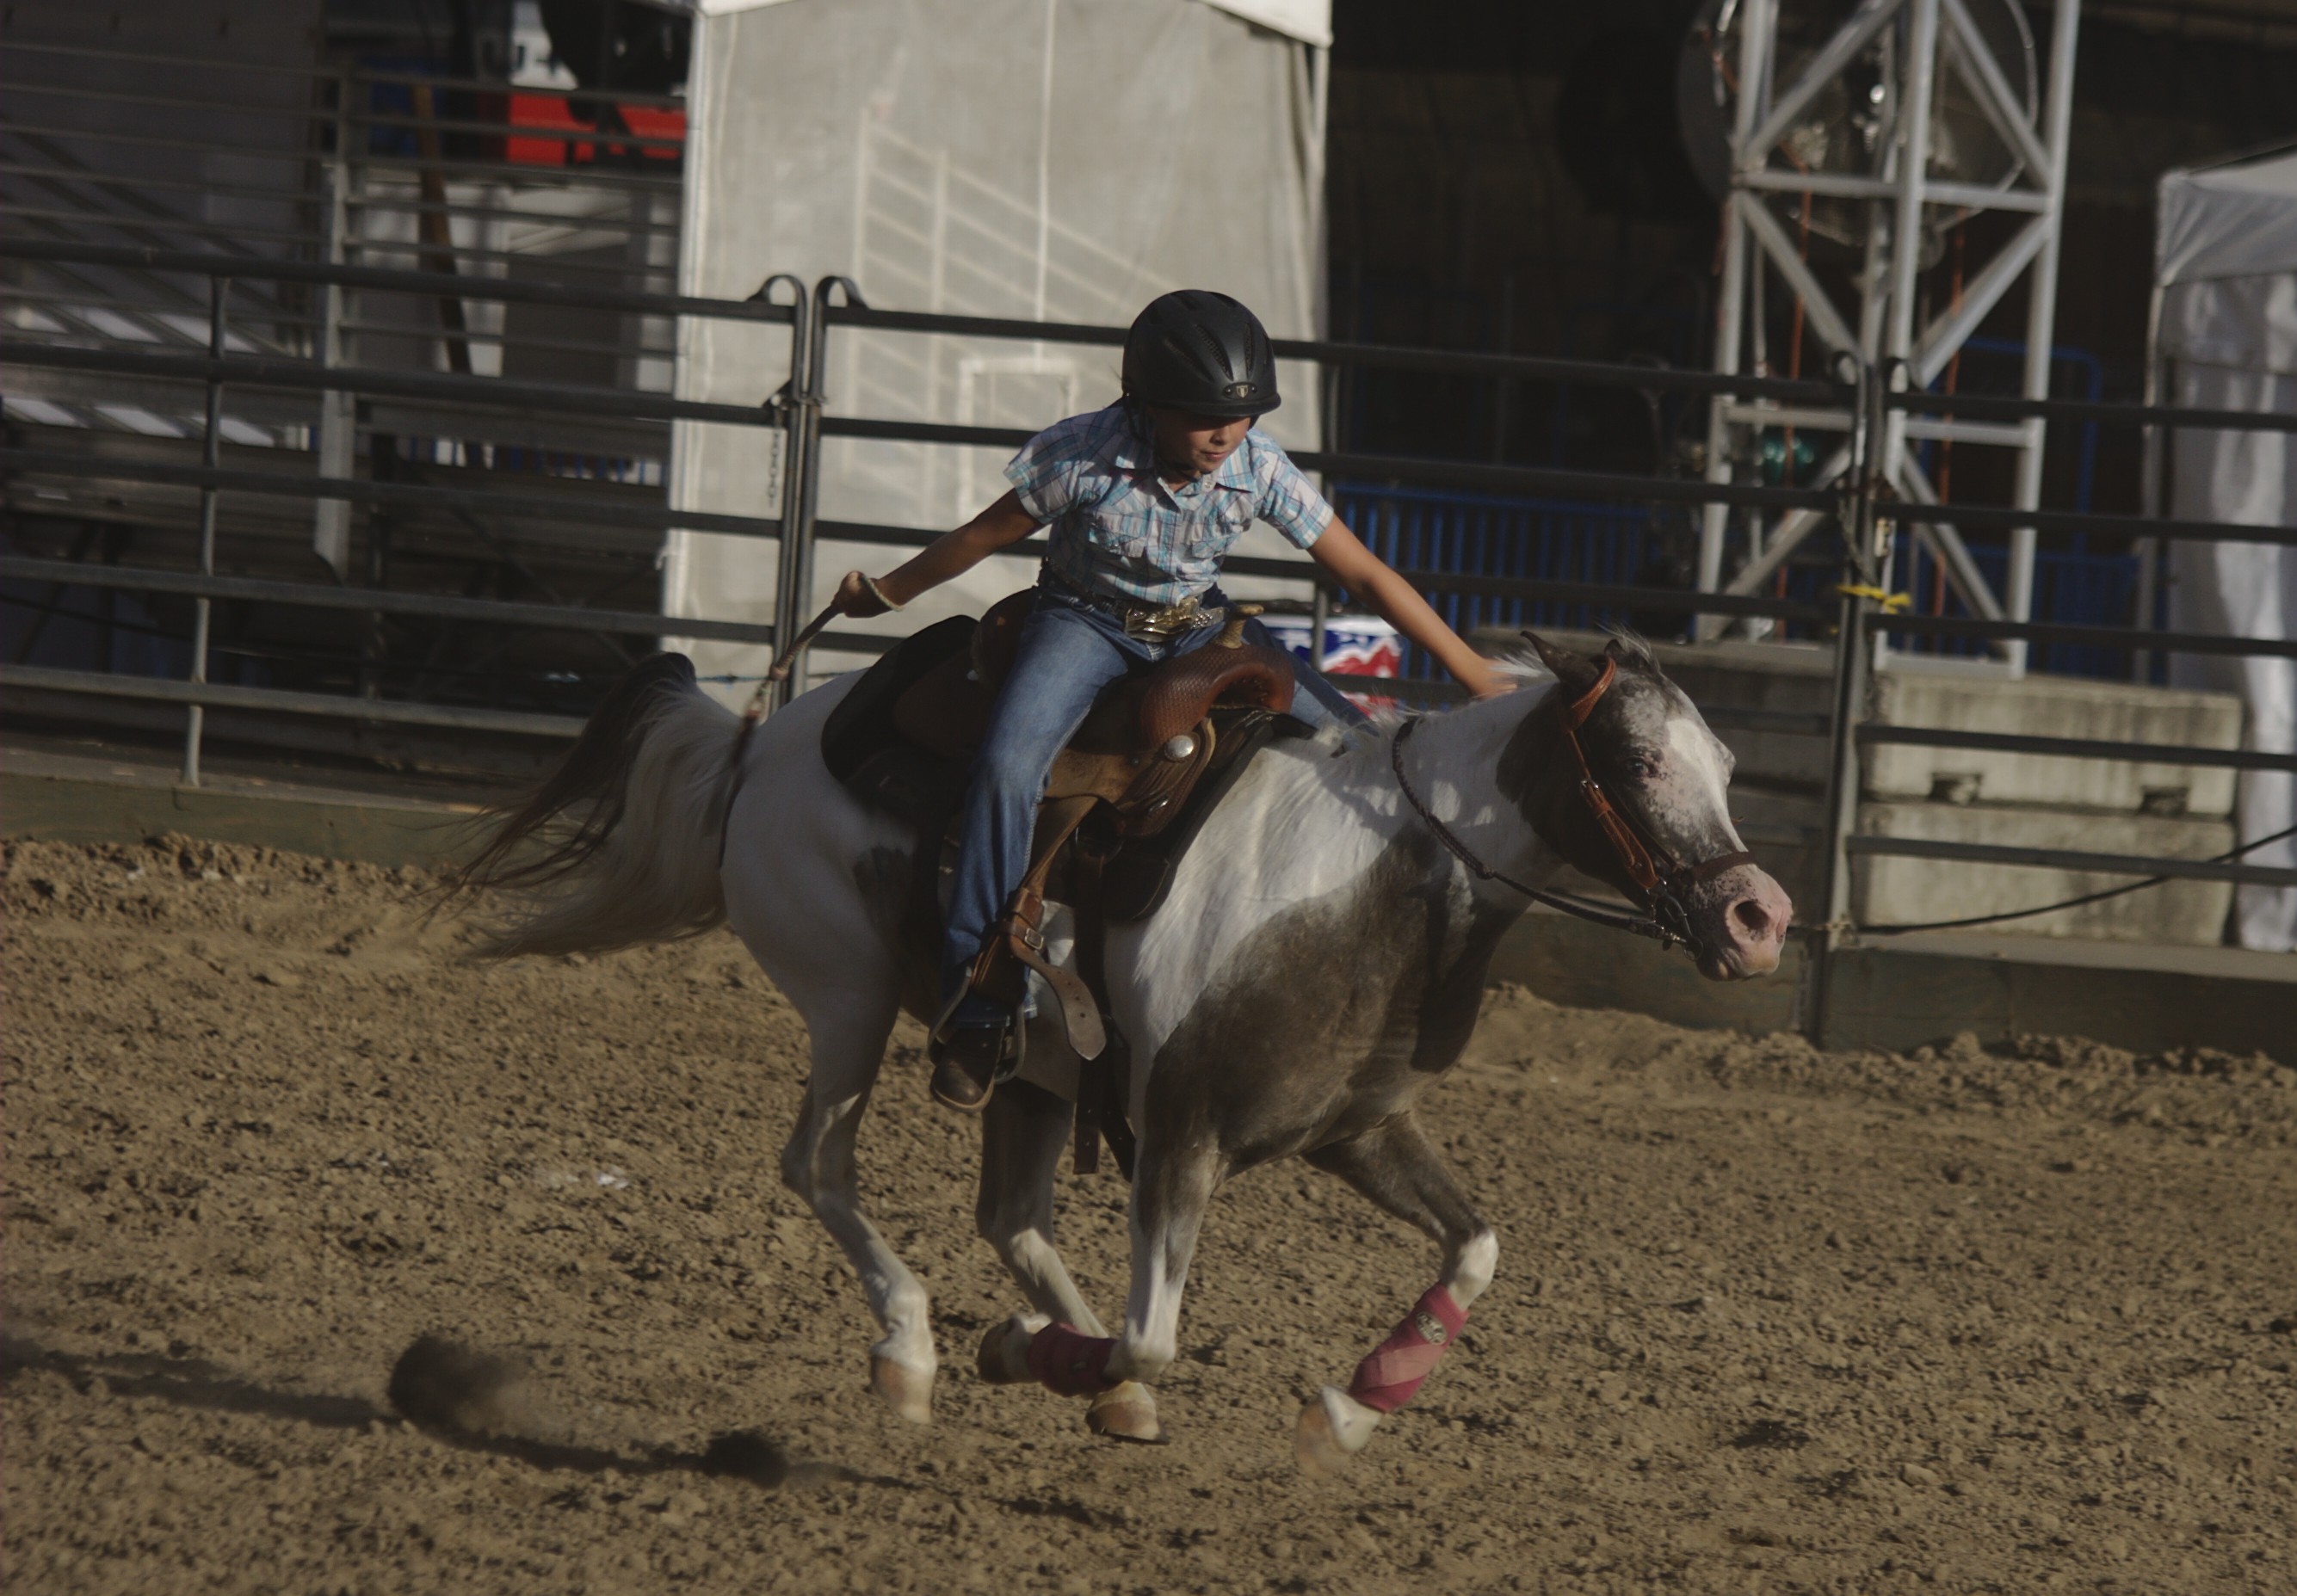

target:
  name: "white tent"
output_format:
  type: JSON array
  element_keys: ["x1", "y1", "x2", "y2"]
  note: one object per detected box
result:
[
  {"x1": 2152, "y1": 148, "x2": 2297, "y2": 952},
  {"x1": 663, "y1": 0, "x2": 1332, "y2": 699}
]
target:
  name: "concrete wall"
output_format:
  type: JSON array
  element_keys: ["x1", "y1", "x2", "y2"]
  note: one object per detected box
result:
[
  {"x1": 1486, "y1": 909, "x2": 2294, "y2": 1060},
  {"x1": 1866, "y1": 670, "x2": 2242, "y2": 816},
  {"x1": 1853, "y1": 803, "x2": 2235, "y2": 941}
]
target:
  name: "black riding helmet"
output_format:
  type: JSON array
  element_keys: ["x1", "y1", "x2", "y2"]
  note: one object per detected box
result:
[{"x1": 1121, "y1": 290, "x2": 1281, "y2": 418}]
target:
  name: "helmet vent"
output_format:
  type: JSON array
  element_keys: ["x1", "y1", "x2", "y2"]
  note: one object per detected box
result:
[{"x1": 1121, "y1": 290, "x2": 1281, "y2": 417}]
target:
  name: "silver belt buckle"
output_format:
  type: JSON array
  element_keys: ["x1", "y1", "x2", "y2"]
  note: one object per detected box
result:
[{"x1": 1124, "y1": 599, "x2": 1197, "y2": 641}]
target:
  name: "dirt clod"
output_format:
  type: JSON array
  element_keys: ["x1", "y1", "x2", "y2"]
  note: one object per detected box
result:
[
  {"x1": 697, "y1": 1429, "x2": 790, "y2": 1488},
  {"x1": 386, "y1": 1335, "x2": 537, "y2": 1438}
]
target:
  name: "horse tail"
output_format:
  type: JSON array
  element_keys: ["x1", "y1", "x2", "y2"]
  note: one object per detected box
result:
[{"x1": 448, "y1": 651, "x2": 742, "y2": 958}]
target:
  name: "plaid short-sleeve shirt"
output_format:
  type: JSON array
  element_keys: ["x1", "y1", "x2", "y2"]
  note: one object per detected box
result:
[{"x1": 1004, "y1": 403, "x2": 1332, "y2": 607}]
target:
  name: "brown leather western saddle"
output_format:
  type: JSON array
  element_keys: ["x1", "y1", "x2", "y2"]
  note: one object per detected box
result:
[{"x1": 819, "y1": 589, "x2": 1302, "y2": 1171}]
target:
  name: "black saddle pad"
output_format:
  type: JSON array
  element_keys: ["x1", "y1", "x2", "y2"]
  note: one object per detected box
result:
[
  {"x1": 821, "y1": 615, "x2": 973, "y2": 782},
  {"x1": 819, "y1": 615, "x2": 977, "y2": 826}
]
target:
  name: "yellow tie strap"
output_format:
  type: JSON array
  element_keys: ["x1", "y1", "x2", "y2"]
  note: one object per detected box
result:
[{"x1": 1834, "y1": 582, "x2": 1912, "y2": 612}]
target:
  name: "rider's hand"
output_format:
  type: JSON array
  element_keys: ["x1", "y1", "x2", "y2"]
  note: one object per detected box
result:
[
  {"x1": 834, "y1": 569, "x2": 897, "y2": 619},
  {"x1": 1463, "y1": 659, "x2": 1516, "y2": 699}
]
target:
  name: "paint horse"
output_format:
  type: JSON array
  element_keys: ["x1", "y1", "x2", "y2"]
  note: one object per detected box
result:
[{"x1": 454, "y1": 630, "x2": 1791, "y2": 1470}]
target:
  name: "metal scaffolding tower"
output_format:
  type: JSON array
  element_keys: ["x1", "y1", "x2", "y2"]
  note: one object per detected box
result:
[{"x1": 1695, "y1": 0, "x2": 2082, "y2": 673}]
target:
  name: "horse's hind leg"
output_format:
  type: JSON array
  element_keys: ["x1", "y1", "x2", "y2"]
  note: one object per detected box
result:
[
  {"x1": 778, "y1": 1010, "x2": 937, "y2": 1425},
  {"x1": 997, "y1": 1128, "x2": 1220, "y2": 1437},
  {"x1": 973, "y1": 1081, "x2": 1162, "y2": 1441},
  {"x1": 1294, "y1": 1112, "x2": 1497, "y2": 1475}
]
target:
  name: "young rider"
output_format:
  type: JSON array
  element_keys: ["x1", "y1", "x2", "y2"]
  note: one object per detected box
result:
[{"x1": 825, "y1": 289, "x2": 1509, "y2": 1111}]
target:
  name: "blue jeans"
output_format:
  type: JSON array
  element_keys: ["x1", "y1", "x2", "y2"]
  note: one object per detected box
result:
[{"x1": 940, "y1": 584, "x2": 1362, "y2": 1025}]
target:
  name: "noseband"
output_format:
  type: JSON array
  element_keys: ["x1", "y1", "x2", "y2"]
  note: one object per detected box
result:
[{"x1": 1390, "y1": 656, "x2": 1757, "y2": 959}]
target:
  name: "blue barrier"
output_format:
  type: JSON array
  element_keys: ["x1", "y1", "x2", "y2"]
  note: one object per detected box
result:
[{"x1": 1334, "y1": 484, "x2": 1655, "y2": 675}]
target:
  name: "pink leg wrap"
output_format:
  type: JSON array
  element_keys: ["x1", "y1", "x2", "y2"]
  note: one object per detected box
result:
[
  {"x1": 1345, "y1": 1285, "x2": 1467, "y2": 1414},
  {"x1": 1026, "y1": 1322, "x2": 1117, "y2": 1396}
]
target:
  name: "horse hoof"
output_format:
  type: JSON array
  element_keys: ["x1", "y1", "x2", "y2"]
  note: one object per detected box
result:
[
  {"x1": 974, "y1": 1313, "x2": 1049, "y2": 1385},
  {"x1": 869, "y1": 1353, "x2": 934, "y2": 1425},
  {"x1": 1085, "y1": 1381, "x2": 1164, "y2": 1444},
  {"x1": 1294, "y1": 1385, "x2": 1381, "y2": 1477}
]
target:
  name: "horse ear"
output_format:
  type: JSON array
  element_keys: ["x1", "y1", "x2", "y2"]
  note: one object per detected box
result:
[
  {"x1": 1522, "y1": 630, "x2": 1602, "y2": 692},
  {"x1": 1602, "y1": 636, "x2": 1652, "y2": 672}
]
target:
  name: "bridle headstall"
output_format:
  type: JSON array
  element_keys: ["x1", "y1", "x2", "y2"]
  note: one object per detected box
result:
[{"x1": 1389, "y1": 655, "x2": 1757, "y2": 960}]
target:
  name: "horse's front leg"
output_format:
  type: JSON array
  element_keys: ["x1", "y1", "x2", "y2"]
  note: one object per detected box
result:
[
  {"x1": 777, "y1": 1009, "x2": 937, "y2": 1424},
  {"x1": 972, "y1": 1079, "x2": 1162, "y2": 1441},
  {"x1": 985, "y1": 1128, "x2": 1220, "y2": 1434},
  {"x1": 1294, "y1": 1111, "x2": 1497, "y2": 1475}
]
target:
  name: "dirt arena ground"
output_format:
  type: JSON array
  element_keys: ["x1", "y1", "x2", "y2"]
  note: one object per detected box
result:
[{"x1": 5, "y1": 834, "x2": 2294, "y2": 1595}]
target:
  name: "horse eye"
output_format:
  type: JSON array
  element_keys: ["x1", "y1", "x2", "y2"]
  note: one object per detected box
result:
[{"x1": 1622, "y1": 756, "x2": 1653, "y2": 780}]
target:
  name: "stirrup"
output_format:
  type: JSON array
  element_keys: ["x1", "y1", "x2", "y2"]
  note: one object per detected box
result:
[{"x1": 928, "y1": 989, "x2": 1027, "y2": 1087}]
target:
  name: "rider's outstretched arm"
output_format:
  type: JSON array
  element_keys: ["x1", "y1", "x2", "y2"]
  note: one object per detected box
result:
[
  {"x1": 832, "y1": 491, "x2": 1041, "y2": 617},
  {"x1": 1308, "y1": 518, "x2": 1511, "y2": 699}
]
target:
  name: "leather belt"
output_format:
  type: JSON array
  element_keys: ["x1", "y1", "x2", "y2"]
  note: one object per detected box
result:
[{"x1": 1045, "y1": 569, "x2": 1224, "y2": 643}]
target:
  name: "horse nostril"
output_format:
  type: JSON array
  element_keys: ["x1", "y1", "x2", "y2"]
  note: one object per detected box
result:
[{"x1": 1732, "y1": 897, "x2": 1774, "y2": 940}]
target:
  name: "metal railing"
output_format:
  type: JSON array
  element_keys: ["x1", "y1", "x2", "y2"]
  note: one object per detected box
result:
[
  {"x1": 765, "y1": 287, "x2": 2297, "y2": 1047},
  {"x1": 781, "y1": 279, "x2": 1843, "y2": 706},
  {"x1": 2, "y1": 38, "x2": 688, "y2": 502},
  {"x1": 5, "y1": 253, "x2": 2294, "y2": 1044},
  {"x1": 3, "y1": 238, "x2": 805, "y2": 762}
]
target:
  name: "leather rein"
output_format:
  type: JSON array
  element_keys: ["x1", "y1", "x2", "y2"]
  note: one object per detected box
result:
[{"x1": 1389, "y1": 656, "x2": 1757, "y2": 959}]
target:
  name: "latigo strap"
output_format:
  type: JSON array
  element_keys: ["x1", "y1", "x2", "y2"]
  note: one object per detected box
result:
[
  {"x1": 953, "y1": 795, "x2": 1107, "y2": 1061},
  {"x1": 974, "y1": 886, "x2": 1107, "y2": 1062}
]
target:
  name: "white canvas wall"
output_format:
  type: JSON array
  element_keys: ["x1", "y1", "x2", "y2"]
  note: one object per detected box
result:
[
  {"x1": 2157, "y1": 153, "x2": 2297, "y2": 952},
  {"x1": 663, "y1": 0, "x2": 1328, "y2": 700}
]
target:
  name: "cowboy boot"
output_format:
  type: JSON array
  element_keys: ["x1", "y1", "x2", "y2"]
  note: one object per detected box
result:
[{"x1": 929, "y1": 1021, "x2": 1009, "y2": 1112}]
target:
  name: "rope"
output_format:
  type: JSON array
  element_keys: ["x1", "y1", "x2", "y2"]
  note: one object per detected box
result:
[
  {"x1": 713, "y1": 675, "x2": 775, "y2": 872},
  {"x1": 1859, "y1": 820, "x2": 2297, "y2": 935}
]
